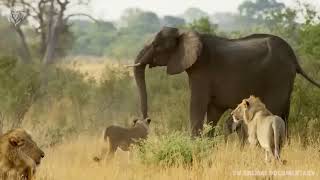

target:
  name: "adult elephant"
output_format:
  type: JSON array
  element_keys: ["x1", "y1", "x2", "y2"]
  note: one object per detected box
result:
[{"x1": 132, "y1": 26, "x2": 320, "y2": 137}]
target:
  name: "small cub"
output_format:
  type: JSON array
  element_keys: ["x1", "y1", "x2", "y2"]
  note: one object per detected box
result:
[{"x1": 93, "y1": 117, "x2": 151, "y2": 161}]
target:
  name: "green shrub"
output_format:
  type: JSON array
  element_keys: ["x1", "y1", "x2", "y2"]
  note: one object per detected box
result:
[
  {"x1": 0, "y1": 56, "x2": 40, "y2": 127},
  {"x1": 135, "y1": 132, "x2": 215, "y2": 166}
]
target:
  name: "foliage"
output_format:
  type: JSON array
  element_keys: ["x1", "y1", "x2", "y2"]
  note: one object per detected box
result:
[
  {"x1": 0, "y1": 17, "x2": 19, "y2": 57},
  {"x1": 71, "y1": 20, "x2": 117, "y2": 56},
  {"x1": 145, "y1": 68, "x2": 189, "y2": 133},
  {"x1": 0, "y1": 56, "x2": 40, "y2": 127},
  {"x1": 0, "y1": 0, "x2": 319, "y2": 147},
  {"x1": 185, "y1": 17, "x2": 218, "y2": 34},
  {"x1": 104, "y1": 30, "x2": 148, "y2": 60},
  {"x1": 298, "y1": 24, "x2": 320, "y2": 59},
  {"x1": 297, "y1": 4, "x2": 320, "y2": 59},
  {"x1": 238, "y1": 0, "x2": 285, "y2": 20},
  {"x1": 55, "y1": 23, "x2": 75, "y2": 58},
  {"x1": 182, "y1": 8, "x2": 209, "y2": 23},
  {"x1": 135, "y1": 132, "x2": 215, "y2": 166},
  {"x1": 162, "y1": 16, "x2": 186, "y2": 27},
  {"x1": 120, "y1": 8, "x2": 161, "y2": 33}
]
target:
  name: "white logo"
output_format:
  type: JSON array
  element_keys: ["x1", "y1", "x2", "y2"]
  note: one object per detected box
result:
[{"x1": 8, "y1": 9, "x2": 27, "y2": 26}]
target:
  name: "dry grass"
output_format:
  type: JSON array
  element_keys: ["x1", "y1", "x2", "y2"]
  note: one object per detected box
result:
[
  {"x1": 60, "y1": 57, "x2": 133, "y2": 81},
  {"x1": 33, "y1": 60, "x2": 320, "y2": 179},
  {"x1": 36, "y1": 135, "x2": 320, "y2": 180}
]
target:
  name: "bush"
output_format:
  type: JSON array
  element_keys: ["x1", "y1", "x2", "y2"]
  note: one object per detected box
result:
[
  {"x1": 135, "y1": 132, "x2": 215, "y2": 166},
  {"x1": 0, "y1": 56, "x2": 40, "y2": 128},
  {"x1": 145, "y1": 68, "x2": 189, "y2": 133}
]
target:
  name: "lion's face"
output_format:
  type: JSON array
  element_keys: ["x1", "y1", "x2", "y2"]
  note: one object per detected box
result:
[
  {"x1": 133, "y1": 118, "x2": 151, "y2": 128},
  {"x1": 8, "y1": 129, "x2": 45, "y2": 165},
  {"x1": 231, "y1": 95, "x2": 267, "y2": 124},
  {"x1": 231, "y1": 100, "x2": 249, "y2": 123}
]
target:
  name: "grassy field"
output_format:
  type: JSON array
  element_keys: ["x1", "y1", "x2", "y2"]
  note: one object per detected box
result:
[
  {"x1": 36, "y1": 135, "x2": 320, "y2": 180},
  {"x1": 61, "y1": 57, "x2": 133, "y2": 81},
  {"x1": 18, "y1": 60, "x2": 318, "y2": 180}
]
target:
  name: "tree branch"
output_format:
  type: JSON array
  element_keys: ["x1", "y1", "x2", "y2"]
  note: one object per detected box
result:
[
  {"x1": 57, "y1": 0, "x2": 69, "y2": 6},
  {"x1": 20, "y1": 0, "x2": 39, "y2": 14},
  {"x1": 64, "y1": 13, "x2": 98, "y2": 23}
]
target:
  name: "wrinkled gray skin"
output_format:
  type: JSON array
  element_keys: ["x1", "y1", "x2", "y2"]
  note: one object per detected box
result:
[{"x1": 134, "y1": 26, "x2": 320, "y2": 137}]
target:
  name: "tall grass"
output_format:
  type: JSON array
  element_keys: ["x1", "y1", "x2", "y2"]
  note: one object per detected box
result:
[
  {"x1": 0, "y1": 56, "x2": 319, "y2": 143},
  {"x1": 36, "y1": 134, "x2": 320, "y2": 180},
  {"x1": 0, "y1": 56, "x2": 319, "y2": 179}
]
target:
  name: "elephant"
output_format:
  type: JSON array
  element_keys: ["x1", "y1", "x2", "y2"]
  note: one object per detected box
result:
[{"x1": 131, "y1": 26, "x2": 320, "y2": 137}]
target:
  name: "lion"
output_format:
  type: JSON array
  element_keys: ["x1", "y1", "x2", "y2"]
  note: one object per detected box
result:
[
  {"x1": 231, "y1": 96, "x2": 286, "y2": 164},
  {"x1": 0, "y1": 128, "x2": 45, "y2": 180},
  {"x1": 93, "y1": 117, "x2": 151, "y2": 162}
]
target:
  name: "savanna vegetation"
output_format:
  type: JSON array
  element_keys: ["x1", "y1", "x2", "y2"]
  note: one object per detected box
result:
[{"x1": 0, "y1": 0, "x2": 319, "y2": 179}]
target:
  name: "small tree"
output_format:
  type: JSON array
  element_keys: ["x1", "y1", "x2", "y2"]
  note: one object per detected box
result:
[
  {"x1": 0, "y1": 0, "x2": 95, "y2": 64},
  {"x1": 186, "y1": 17, "x2": 218, "y2": 34}
]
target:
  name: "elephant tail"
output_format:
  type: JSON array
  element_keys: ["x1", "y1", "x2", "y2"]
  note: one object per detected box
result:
[
  {"x1": 296, "y1": 61, "x2": 320, "y2": 88},
  {"x1": 272, "y1": 35, "x2": 320, "y2": 89}
]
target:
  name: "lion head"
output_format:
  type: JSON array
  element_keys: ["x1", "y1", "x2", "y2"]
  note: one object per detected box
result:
[
  {"x1": 231, "y1": 95, "x2": 269, "y2": 124},
  {"x1": 5, "y1": 128, "x2": 45, "y2": 165},
  {"x1": 133, "y1": 117, "x2": 151, "y2": 129}
]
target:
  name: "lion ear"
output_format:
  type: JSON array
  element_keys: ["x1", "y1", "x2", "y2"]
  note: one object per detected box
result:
[
  {"x1": 146, "y1": 118, "x2": 151, "y2": 124},
  {"x1": 245, "y1": 100, "x2": 250, "y2": 107},
  {"x1": 133, "y1": 119, "x2": 138, "y2": 125},
  {"x1": 9, "y1": 136, "x2": 24, "y2": 147}
]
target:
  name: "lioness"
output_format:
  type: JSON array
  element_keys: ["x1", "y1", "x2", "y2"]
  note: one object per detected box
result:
[
  {"x1": 93, "y1": 117, "x2": 151, "y2": 161},
  {"x1": 0, "y1": 128, "x2": 45, "y2": 180},
  {"x1": 231, "y1": 96, "x2": 286, "y2": 163}
]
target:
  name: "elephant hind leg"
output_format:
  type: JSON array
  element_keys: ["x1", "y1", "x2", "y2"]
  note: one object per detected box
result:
[
  {"x1": 262, "y1": 91, "x2": 291, "y2": 142},
  {"x1": 281, "y1": 97, "x2": 291, "y2": 144}
]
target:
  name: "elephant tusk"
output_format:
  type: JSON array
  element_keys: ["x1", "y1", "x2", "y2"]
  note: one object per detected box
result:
[{"x1": 125, "y1": 63, "x2": 141, "y2": 67}]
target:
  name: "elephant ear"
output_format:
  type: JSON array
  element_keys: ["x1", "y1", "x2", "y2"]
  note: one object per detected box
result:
[{"x1": 167, "y1": 31, "x2": 202, "y2": 75}]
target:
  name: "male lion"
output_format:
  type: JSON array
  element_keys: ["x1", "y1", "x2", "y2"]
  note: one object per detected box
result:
[
  {"x1": 231, "y1": 96, "x2": 286, "y2": 163},
  {"x1": 93, "y1": 118, "x2": 151, "y2": 161},
  {"x1": 0, "y1": 128, "x2": 45, "y2": 180}
]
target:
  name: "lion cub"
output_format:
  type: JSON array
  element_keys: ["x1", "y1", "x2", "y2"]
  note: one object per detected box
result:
[
  {"x1": 93, "y1": 117, "x2": 151, "y2": 161},
  {"x1": 231, "y1": 96, "x2": 286, "y2": 164}
]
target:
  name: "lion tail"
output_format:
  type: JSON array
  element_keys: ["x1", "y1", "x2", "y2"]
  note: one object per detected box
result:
[
  {"x1": 93, "y1": 128, "x2": 110, "y2": 162},
  {"x1": 102, "y1": 127, "x2": 111, "y2": 150},
  {"x1": 103, "y1": 127, "x2": 109, "y2": 141},
  {"x1": 272, "y1": 118, "x2": 286, "y2": 163},
  {"x1": 272, "y1": 121, "x2": 280, "y2": 153}
]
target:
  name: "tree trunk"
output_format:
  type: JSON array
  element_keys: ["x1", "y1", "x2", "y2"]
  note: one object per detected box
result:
[
  {"x1": 14, "y1": 26, "x2": 32, "y2": 63},
  {"x1": 43, "y1": 0, "x2": 68, "y2": 65},
  {"x1": 43, "y1": 0, "x2": 58, "y2": 65},
  {"x1": 39, "y1": 15, "x2": 47, "y2": 58}
]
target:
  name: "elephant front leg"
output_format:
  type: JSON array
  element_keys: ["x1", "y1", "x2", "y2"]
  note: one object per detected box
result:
[
  {"x1": 206, "y1": 103, "x2": 225, "y2": 137},
  {"x1": 190, "y1": 89, "x2": 209, "y2": 137}
]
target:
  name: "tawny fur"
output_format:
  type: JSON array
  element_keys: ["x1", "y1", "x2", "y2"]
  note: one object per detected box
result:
[
  {"x1": 231, "y1": 96, "x2": 286, "y2": 164},
  {"x1": 93, "y1": 118, "x2": 151, "y2": 161},
  {"x1": 0, "y1": 128, "x2": 45, "y2": 180}
]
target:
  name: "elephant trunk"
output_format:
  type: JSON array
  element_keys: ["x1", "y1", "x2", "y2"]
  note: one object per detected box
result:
[{"x1": 134, "y1": 63, "x2": 148, "y2": 118}]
